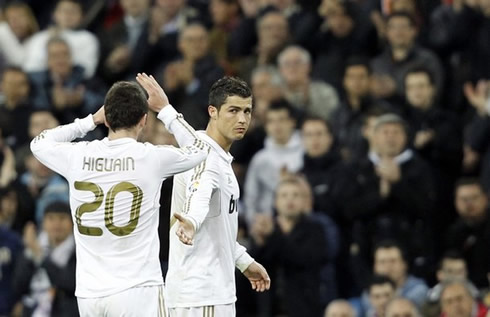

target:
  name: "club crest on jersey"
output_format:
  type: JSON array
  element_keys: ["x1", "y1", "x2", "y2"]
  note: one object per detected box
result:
[{"x1": 188, "y1": 180, "x2": 200, "y2": 193}]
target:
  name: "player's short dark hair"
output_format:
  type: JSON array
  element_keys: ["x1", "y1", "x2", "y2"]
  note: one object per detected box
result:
[
  {"x1": 367, "y1": 274, "x2": 396, "y2": 293},
  {"x1": 104, "y1": 81, "x2": 148, "y2": 132},
  {"x1": 208, "y1": 76, "x2": 252, "y2": 111},
  {"x1": 386, "y1": 11, "x2": 416, "y2": 27}
]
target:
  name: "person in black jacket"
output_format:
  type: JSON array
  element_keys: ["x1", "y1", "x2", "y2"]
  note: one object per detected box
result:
[
  {"x1": 403, "y1": 66, "x2": 462, "y2": 251},
  {"x1": 162, "y1": 23, "x2": 224, "y2": 130},
  {"x1": 445, "y1": 178, "x2": 490, "y2": 288},
  {"x1": 331, "y1": 113, "x2": 436, "y2": 285},
  {"x1": 12, "y1": 201, "x2": 78, "y2": 317},
  {"x1": 300, "y1": 116, "x2": 341, "y2": 217},
  {"x1": 250, "y1": 177, "x2": 328, "y2": 317}
]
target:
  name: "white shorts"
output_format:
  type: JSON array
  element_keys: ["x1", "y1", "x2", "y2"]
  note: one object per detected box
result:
[
  {"x1": 77, "y1": 285, "x2": 167, "y2": 317},
  {"x1": 168, "y1": 304, "x2": 235, "y2": 317}
]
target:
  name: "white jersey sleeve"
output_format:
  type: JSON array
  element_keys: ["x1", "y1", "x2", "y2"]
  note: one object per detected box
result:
[
  {"x1": 235, "y1": 242, "x2": 254, "y2": 273},
  {"x1": 30, "y1": 114, "x2": 96, "y2": 176},
  {"x1": 156, "y1": 106, "x2": 210, "y2": 178}
]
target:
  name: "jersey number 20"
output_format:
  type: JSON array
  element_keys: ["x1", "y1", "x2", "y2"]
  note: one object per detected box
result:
[{"x1": 74, "y1": 181, "x2": 143, "y2": 237}]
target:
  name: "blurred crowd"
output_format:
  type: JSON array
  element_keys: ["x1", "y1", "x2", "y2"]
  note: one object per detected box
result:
[{"x1": 0, "y1": 0, "x2": 490, "y2": 316}]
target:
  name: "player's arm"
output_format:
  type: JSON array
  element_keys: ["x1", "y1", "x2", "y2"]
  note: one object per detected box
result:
[
  {"x1": 137, "y1": 73, "x2": 209, "y2": 175},
  {"x1": 29, "y1": 106, "x2": 103, "y2": 176},
  {"x1": 236, "y1": 242, "x2": 271, "y2": 292},
  {"x1": 173, "y1": 164, "x2": 219, "y2": 244}
]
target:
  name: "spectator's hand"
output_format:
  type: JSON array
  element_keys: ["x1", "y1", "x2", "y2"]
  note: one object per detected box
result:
[
  {"x1": 23, "y1": 222, "x2": 42, "y2": 259},
  {"x1": 414, "y1": 130, "x2": 434, "y2": 149},
  {"x1": 370, "y1": 74, "x2": 396, "y2": 99},
  {"x1": 92, "y1": 106, "x2": 105, "y2": 125},
  {"x1": 0, "y1": 143, "x2": 17, "y2": 188},
  {"x1": 52, "y1": 82, "x2": 69, "y2": 110},
  {"x1": 250, "y1": 214, "x2": 274, "y2": 245},
  {"x1": 370, "y1": 10, "x2": 387, "y2": 39},
  {"x1": 463, "y1": 145, "x2": 480, "y2": 172},
  {"x1": 277, "y1": 215, "x2": 295, "y2": 234},
  {"x1": 379, "y1": 178, "x2": 391, "y2": 198},
  {"x1": 243, "y1": 261, "x2": 271, "y2": 292},
  {"x1": 464, "y1": 80, "x2": 490, "y2": 117},
  {"x1": 106, "y1": 45, "x2": 131, "y2": 72},
  {"x1": 174, "y1": 213, "x2": 195, "y2": 245},
  {"x1": 148, "y1": 6, "x2": 168, "y2": 44},
  {"x1": 136, "y1": 73, "x2": 170, "y2": 112},
  {"x1": 376, "y1": 159, "x2": 401, "y2": 183},
  {"x1": 178, "y1": 60, "x2": 194, "y2": 85},
  {"x1": 163, "y1": 62, "x2": 181, "y2": 91}
]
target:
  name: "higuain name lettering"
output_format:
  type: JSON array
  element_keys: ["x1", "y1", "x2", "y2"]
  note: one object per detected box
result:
[{"x1": 82, "y1": 157, "x2": 135, "y2": 172}]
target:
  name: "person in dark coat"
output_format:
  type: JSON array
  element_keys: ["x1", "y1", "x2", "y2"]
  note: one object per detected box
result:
[
  {"x1": 330, "y1": 113, "x2": 436, "y2": 286},
  {"x1": 12, "y1": 201, "x2": 78, "y2": 317},
  {"x1": 250, "y1": 177, "x2": 328, "y2": 317},
  {"x1": 445, "y1": 178, "x2": 490, "y2": 288}
]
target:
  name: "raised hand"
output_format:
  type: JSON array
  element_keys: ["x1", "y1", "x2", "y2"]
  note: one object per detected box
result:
[
  {"x1": 92, "y1": 106, "x2": 105, "y2": 125},
  {"x1": 243, "y1": 261, "x2": 271, "y2": 292},
  {"x1": 136, "y1": 73, "x2": 170, "y2": 113},
  {"x1": 174, "y1": 213, "x2": 196, "y2": 245}
]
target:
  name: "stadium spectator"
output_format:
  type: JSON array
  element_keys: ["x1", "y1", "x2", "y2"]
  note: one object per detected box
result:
[
  {"x1": 163, "y1": 23, "x2": 224, "y2": 130},
  {"x1": 445, "y1": 178, "x2": 490, "y2": 288},
  {"x1": 24, "y1": 0, "x2": 99, "y2": 78},
  {"x1": 0, "y1": 67, "x2": 32, "y2": 150},
  {"x1": 440, "y1": 279, "x2": 489, "y2": 317},
  {"x1": 279, "y1": 45, "x2": 339, "y2": 121},
  {"x1": 12, "y1": 202, "x2": 78, "y2": 316},
  {"x1": 0, "y1": 2, "x2": 38, "y2": 67},
  {"x1": 29, "y1": 37, "x2": 105, "y2": 124},
  {"x1": 244, "y1": 99, "x2": 303, "y2": 225}
]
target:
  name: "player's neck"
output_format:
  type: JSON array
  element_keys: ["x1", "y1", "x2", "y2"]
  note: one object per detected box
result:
[
  {"x1": 108, "y1": 129, "x2": 139, "y2": 141},
  {"x1": 206, "y1": 127, "x2": 232, "y2": 152}
]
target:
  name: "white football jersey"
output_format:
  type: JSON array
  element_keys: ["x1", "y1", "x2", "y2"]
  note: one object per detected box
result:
[
  {"x1": 166, "y1": 131, "x2": 254, "y2": 308},
  {"x1": 30, "y1": 106, "x2": 208, "y2": 298}
]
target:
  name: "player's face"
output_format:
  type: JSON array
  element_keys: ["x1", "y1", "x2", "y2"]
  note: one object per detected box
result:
[{"x1": 215, "y1": 95, "x2": 252, "y2": 141}]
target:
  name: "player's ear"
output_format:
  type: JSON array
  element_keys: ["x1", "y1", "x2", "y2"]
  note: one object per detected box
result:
[
  {"x1": 208, "y1": 105, "x2": 218, "y2": 120},
  {"x1": 103, "y1": 116, "x2": 109, "y2": 128}
]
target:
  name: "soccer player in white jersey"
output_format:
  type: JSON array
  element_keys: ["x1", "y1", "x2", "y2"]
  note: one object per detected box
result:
[
  {"x1": 166, "y1": 77, "x2": 271, "y2": 317},
  {"x1": 30, "y1": 73, "x2": 209, "y2": 317}
]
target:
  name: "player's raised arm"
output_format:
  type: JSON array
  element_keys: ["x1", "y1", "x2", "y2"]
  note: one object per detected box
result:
[
  {"x1": 136, "y1": 73, "x2": 209, "y2": 176},
  {"x1": 30, "y1": 105, "x2": 103, "y2": 177}
]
